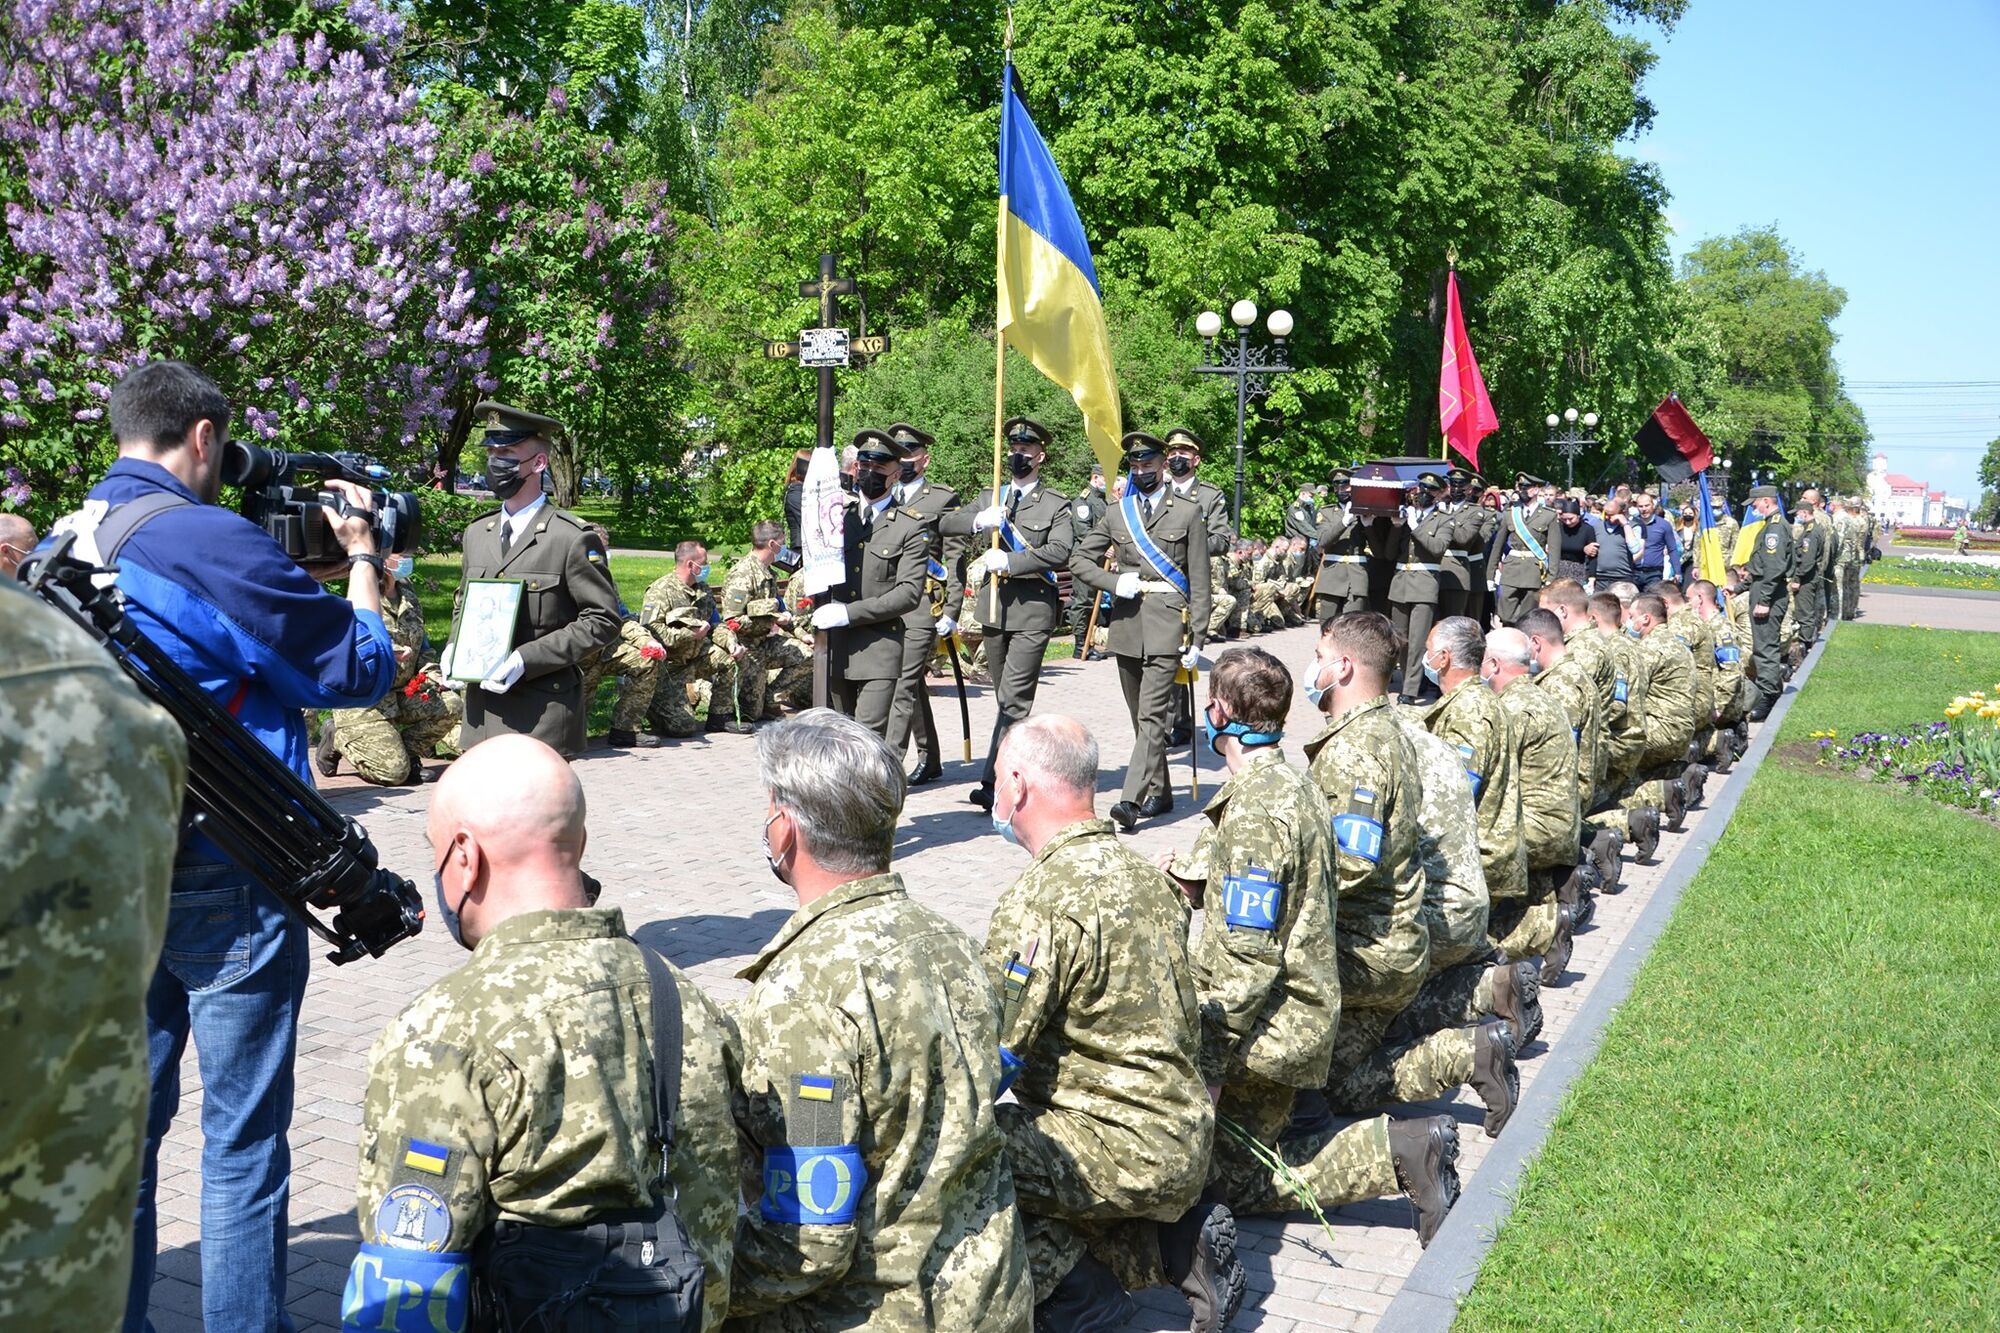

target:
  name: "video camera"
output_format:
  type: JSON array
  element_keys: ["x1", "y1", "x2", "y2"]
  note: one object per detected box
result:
[
  {"x1": 223, "y1": 441, "x2": 421, "y2": 564},
  {"x1": 19, "y1": 536, "x2": 425, "y2": 965}
]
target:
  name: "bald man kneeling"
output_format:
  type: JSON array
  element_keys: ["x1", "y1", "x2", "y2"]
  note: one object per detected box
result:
[{"x1": 343, "y1": 734, "x2": 742, "y2": 1331}]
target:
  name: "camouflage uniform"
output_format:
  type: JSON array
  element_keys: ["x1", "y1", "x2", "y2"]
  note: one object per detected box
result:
[
  {"x1": 1616, "y1": 625, "x2": 1695, "y2": 811},
  {"x1": 578, "y1": 617, "x2": 665, "y2": 734},
  {"x1": 1669, "y1": 605, "x2": 1718, "y2": 755},
  {"x1": 0, "y1": 582, "x2": 187, "y2": 1332},
  {"x1": 1560, "y1": 624, "x2": 1621, "y2": 807},
  {"x1": 1205, "y1": 553, "x2": 1238, "y2": 640},
  {"x1": 734, "y1": 874, "x2": 1030, "y2": 1330},
  {"x1": 985, "y1": 820, "x2": 1210, "y2": 1300},
  {"x1": 1834, "y1": 506, "x2": 1865, "y2": 621},
  {"x1": 1422, "y1": 677, "x2": 1528, "y2": 905},
  {"x1": 720, "y1": 554, "x2": 812, "y2": 721},
  {"x1": 640, "y1": 572, "x2": 738, "y2": 736},
  {"x1": 347, "y1": 908, "x2": 741, "y2": 1333},
  {"x1": 1704, "y1": 605, "x2": 1750, "y2": 737},
  {"x1": 1493, "y1": 675, "x2": 1579, "y2": 959},
  {"x1": 1536, "y1": 652, "x2": 1606, "y2": 821},
  {"x1": 327, "y1": 584, "x2": 462, "y2": 783},
  {"x1": 1586, "y1": 625, "x2": 1648, "y2": 830}
]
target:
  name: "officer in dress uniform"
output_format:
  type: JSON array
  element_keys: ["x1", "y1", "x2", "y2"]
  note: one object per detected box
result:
[
  {"x1": 1064, "y1": 463, "x2": 1109, "y2": 660},
  {"x1": 1388, "y1": 471, "x2": 1455, "y2": 703},
  {"x1": 1069, "y1": 432, "x2": 1212, "y2": 831},
  {"x1": 1492, "y1": 473, "x2": 1560, "y2": 626},
  {"x1": 1311, "y1": 467, "x2": 1371, "y2": 620},
  {"x1": 940, "y1": 417, "x2": 1075, "y2": 811},
  {"x1": 1445, "y1": 467, "x2": 1495, "y2": 626},
  {"x1": 450, "y1": 401, "x2": 622, "y2": 759},
  {"x1": 884, "y1": 422, "x2": 959, "y2": 785},
  {"x1": 808, "y1": 430, "x2": 930, "y2": 738},
  {"x1": 1165, "y1": 429, "x2": 1233, "y2": 746}
]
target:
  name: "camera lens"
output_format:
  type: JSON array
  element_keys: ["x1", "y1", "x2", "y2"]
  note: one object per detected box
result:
[{"x1": 220, "y1": 439, "x2": 284, "y2": 489}]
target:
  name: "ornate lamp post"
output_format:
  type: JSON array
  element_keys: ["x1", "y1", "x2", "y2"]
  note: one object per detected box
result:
[
  {"x1": 1544, "y1": 407, "x2": 1599, "y2": 490},
  {"x1": 1193, "y1": 299, "x2": 1297, "y2": 534}
]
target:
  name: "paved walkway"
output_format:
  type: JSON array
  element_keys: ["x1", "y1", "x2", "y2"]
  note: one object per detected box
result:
[
  {"x1": 142, "y1": 620, "x2": 1769, "y2": 1333},
  {"x1": 1855, "y1": 584, "x2": 2000, "y2": 632}
]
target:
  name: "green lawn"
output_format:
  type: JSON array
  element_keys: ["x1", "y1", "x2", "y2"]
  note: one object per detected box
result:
[
  {"x1": 1864, "y1": 556, "x2": 2000, "y2": 593},
  {"x1": 1456, "y1": 625, "x2": 2000, "y2": 1331}
]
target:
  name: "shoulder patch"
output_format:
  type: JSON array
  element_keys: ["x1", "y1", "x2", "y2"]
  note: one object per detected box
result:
[
  {"x1": 1222, "y1": 866, "x2": 1283, "y2": 930},
  {"x1": 1764, "y1": 532, "x2": 1780, "y2": 552},
  {"x1": 402, "y1": 1138, "x2": 451, "y2": 1176},
  {"x1": 796, "y1": 1073, "x2": 836, "y2": 1103},
  {"x1": 1075, "y1": 502, "x2": 1091, "y2": 519},
  {"x1": 373, "y1": 1182, "x2": 452, "y2": 1251}
]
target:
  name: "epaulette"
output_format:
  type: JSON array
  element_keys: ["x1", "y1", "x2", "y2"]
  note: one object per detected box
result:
[{"x1": 545, "y1": 507, "x2": 595, "y2": 533}]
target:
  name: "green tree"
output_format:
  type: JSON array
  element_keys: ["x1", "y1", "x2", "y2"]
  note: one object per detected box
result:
[{"x1": 1976, "y1": 436, "x2": 2000, "y2": 525}]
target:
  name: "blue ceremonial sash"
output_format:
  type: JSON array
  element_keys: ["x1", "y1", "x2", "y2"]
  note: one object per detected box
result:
[
  {"x1": 926, "y1": 556, "x2": 948, "y2": 581},
  {"x1": 996, "y1": 487, "x2": 1059, "y2": 586},
  {"x1": 1119, "y1": 488, "x2": 1191, "y2": 599},
  {"x1": 1509, "y1": 507, "x2": 1550, "y2": 570}
]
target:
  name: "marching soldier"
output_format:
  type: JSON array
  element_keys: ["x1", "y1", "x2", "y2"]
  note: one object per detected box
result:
[
  {"x1": 449, "y1": 401, "x2": 622, "y2": 759},
  {"x1": 319, "y1": 556, "x2": 463, "y2": 783},
  {"x1": 808, "y1": 429, "x2": 929, "y2": 738},
  {"x1": 1312, "y1": 467, "x2": 1370, "y2": 619},
  {"x1": 1070, "y1": 432, "x2": 1212, "y2": 831},
  {"x1": 885, "y1": 423, "x2": 959, "y2": 784},
  {"x1": 1064, "y1": 463, "x2": 1109, "y2": 659},
  {"x1": 940, "y1": 417, "x2": 1074, "y2": 810},
  {"x1": 1741, "y1": 485, "x2": 1793, "y2": 720},
  {"x1": 1388, "y1": 471, "x2": 1455, "y2": 703},
  {"x1": 1492, "y1": 473, "x2": 1560, "y2": 625}
]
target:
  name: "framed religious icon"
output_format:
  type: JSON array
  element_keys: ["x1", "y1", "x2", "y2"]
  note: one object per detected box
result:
[{"x1": 448, "y1": 578, "x2": 524, "y2": 683}]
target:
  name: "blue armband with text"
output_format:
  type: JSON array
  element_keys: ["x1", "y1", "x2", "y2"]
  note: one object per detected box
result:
[
  {"x1": 762, "y1": 1145, "x2": 867, "y2": 1225},
  {"x1": 341, "y1": 1243, "x2": 470, "y2": 1333}
]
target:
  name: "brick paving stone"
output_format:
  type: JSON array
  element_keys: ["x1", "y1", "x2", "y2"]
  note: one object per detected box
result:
[{"x1": 136, "y1": 620, "x2": 1760, "y2": 1332}]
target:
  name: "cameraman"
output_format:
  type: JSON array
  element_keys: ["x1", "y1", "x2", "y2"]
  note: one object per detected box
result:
[{"x1": 48, "y1": 361, "x2": 396, "y2": 1332}]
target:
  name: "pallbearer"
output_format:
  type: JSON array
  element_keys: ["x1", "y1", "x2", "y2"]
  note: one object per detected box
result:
[
  {"x1": 885, "y1": 422, "x2": 959, "y2": 784},
  {"x1": 809, "y1": 429, "x2": 928, "y2": 737}
]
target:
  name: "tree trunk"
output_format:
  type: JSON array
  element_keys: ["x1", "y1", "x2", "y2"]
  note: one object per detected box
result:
[
  {"x1": 433, "y1": 394, "x2": 478, "y2": 492},
  {"x1": 1400, "y1": 265, "x2": 1449, "y2": 456}
]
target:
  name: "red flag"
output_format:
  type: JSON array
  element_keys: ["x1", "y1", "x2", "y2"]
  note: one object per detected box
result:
[
  {"x1": 1633, "y1": 394, "x2": 1714, "y2": 482},
  {"x1": 1438, "y1": 269, "x2": 1498, "y2": 469}
]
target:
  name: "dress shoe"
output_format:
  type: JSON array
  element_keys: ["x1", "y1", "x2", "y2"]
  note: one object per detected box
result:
[
  {"x1": 1627, "y1": 806, "x2": 1661, "y2": 863},
  {"x1": 1490, "y1": 957, "x2": 1543, "y2": 1047},
  {"x1": 1663, "y1": 777, "x2": 1687, "y2": 832},
  {"x1": 1158, "y1": 1198, "x2": 1246, "y2": 1333},
  {"x1": 1137, "y1": 794, "x2": 1175, "y2": 819},
  {"x1": 1540, "y1": 904, "x2": 1575, "y2": 987},
  {"x1": 968, "y1": 785, "x2": 995, "y2": 811},
  {"x1": 1168, "y1": 722, "x2": 1193, "y2": 749},
  {"x1": 1588, "y1": 827, "x2": 1624, "y2": 891},
  {"x1": 1031, "y1": 1254, "x2": 1133, "y2": 1333},
  {"x1": 1468, "y1": 1019, "x2": 1520, "y2": 1137},
  {"x1": 1387, "y1": 1115, "x2": 1462, "y2": 1247},
  {"x1": 1748, "y1": 697, "x2": 1774, "y2": 723},
  {"x1": 907, "y1": 761, "x2": 943, "y2": 786},
  {"x1": 315, "y1": 723, "x2": 340, "y2": 779},
  {"x1": 1108, "y1": 800, "x2": 1141, "y2": 832}
]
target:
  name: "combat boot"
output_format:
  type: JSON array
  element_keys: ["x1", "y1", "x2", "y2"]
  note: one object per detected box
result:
[
  {"x1": 315, "y1": 722, "x2": 340, "y2": 778},
  {"x1": 1681, "y1": 762, "x2": 1709, "y2": 809},
  {"x1": 1588, "y1": 828, "x2": 1624, "y2": 890},
  {"x1": 1387, "y1": 1115, "x2": 1461, "y2": 1247},
  {"x1": 1490, "y1": 957, "x2": 1543, "y2": 1046},
  {"x1": 605, "y1": 728, "x2": 663, "y2": 749},
  {"x1": 1541, "y1": 904, "x2": 1575, "y2": 988},
  {"x1": 1159, "y1": 1197, "x2": 1246, "y2": 1333},
  {"x1": 1467, "y1": 1020, "x2": 1520, "y2": 1137},
  {"x1": 1033, "y1": 1253, "x2": 1133, "y2": 1333},
  {"x1": 1662, "y1": 777, "x2": 1687, "y2": 832},
  {"x1": 1711, "y1": 731, "x2": 1738, "y2": 774},
  {"x1": 1627, "y1": 806, "x2": 1661, "y2": 862},
  {"x1": 1560, "y1": 859, "x2": 1602, "y2": 930}
]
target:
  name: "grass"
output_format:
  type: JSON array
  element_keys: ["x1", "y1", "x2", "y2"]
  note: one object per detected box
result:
[
  {"x1": 1455, "y1": 624, "x2": 2000, "y2": 1331},
  {"x1": 1864, "y1": 556, "x2": 2000, "y2": 593}
]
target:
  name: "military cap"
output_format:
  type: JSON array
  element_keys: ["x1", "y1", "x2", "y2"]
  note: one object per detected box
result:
[
  {"x1": 1003, "y1": 416, "x2": 1051, "y2": 448},
  {"x1": 1412, "y1": 470, "x2": 1447, "y2": 492},
  {"x1": 1328, "y1": 465, "x2": 1353, "y2": 484},
  {"x1": 1121, "y1": 431, "x2": 1167, "y2": 460},
  {"x1": 1515, "y1": 472, "x2": 1548, "y2": 488},
  {"x1": 886, "y1": 421, "x2": 935, "y2": 451},
  {"x1": 474, "y1": 400, "x2": 565, "y2": 446},
  {"x1": 851, "y1": 427, "x2": 910, "y2": 462},
  {"x1": 1446, "y1": 466, "x2": 1477, "y2": 485},
  {"x1": 1163, "y1": 427, "x2": 1204, "y2": 453},
  {"x1": 1748, "y1": 484, "x2": 1780, "y2": 500}
]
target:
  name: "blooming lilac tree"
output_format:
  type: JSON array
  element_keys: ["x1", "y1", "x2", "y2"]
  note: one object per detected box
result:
[{"x1": 0, "y1": 0, "x2": 486, "y2": 522}]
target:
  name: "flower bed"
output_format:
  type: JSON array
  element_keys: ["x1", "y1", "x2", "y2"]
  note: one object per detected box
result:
[{"x1": 1814, "y1": 690, "x2": 2000, "y2": 815}]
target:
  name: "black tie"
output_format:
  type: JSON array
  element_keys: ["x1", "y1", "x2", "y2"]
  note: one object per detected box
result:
[{"x1": 499, "y1": 521, "x2": 513, "y2": 559}]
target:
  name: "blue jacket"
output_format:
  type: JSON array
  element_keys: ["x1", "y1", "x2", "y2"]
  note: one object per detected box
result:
[
  {"x1": 59, "y1": 459, "x2": 395, "y2": 793},
  {"x1": 1630, "y1": 513, "x2": 1683, "y2": 585}
]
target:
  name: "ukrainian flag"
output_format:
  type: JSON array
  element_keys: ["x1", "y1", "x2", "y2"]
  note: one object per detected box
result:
[
  {"x1": 1694, "y1": 472, "x2": 1727, "y2": 585},
  {"x1": 998, "y1": 61, "x2": 1122, "y2": 480},
  {"x1": 1728, "y1": 490, "x2": 1788, "y2": 568}
]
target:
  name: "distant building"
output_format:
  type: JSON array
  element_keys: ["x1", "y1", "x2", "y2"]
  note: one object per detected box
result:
[{"x1": 1866, "y1": 453, "x2": 1966, "y2": 526}]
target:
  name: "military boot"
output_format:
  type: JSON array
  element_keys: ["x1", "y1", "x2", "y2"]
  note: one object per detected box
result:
[
  {"x1": 1663, "y1": 776, "x2": 1687, "y2": 832},
  {"x1": 1033, "y1": 1254, "x2": 1133, "y2": 1333},
  {"x1": 1387, "y1": 1115, "x2": 1462, "y2": 1247},
  {"x1": 1711, "y1": 730, "x2": 1738, "y2": 774},
  {"x1": 1682, "y1": 762, "x2": 1709, "y2": 810},
  {"x1": 1588, "y1": 828, "x2": 1625, "y2": 891},
  {"x1": 1560, "y1": 860, "x2": 1602, "y2": 931},
  {"x1": 1159, "y1": 1198, "x2": 1246, "y2": 1333},
  {"x1": 315, "y1": 721, "x2": 340, "y2": 778},
  {"x1": 1490, "y1": 957, "x2": 1543, "y2": 1047},
  {"x1": 1628, "y1": 806, "x2": 1661, "y2": 862},
  {"x1": 1467, "y1": 1020, "x2": 1520, "y2": 1137},
  {"x1": 1541, "y1": 904, "x2": 1575, "y2": 987}
]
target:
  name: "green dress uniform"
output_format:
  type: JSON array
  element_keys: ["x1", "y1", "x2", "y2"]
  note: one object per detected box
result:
[
  {"x1": 1789, "y1": 511, "x2": 1828, "y2": 649},
  {"x1": 1743, "y1": 500, "x2": 1794, "y2": 716},
  {"x1": 0, "y1": 582, "x2": 187, "y2": 1333},
  {"x1": 347, "y1": 908, "x2": 742, "y2": 1333},
  {"x1": 1388, "y1": 490, "x2": 1455, "y2": 695},
  {"x1": 732, "y1": 874, "x2": 1030, "y2": 1331},
  {"x1": 1283, "y1": 494, "x2": 1320, "y2": 549},
  {"x1": 1063, "y1": 484, "x2": 1109, "y2": 654},
  {"x1": 1493, "y1": 494, "x2": 1561, "y2": 625},
  {"x1": 1311, "y1": 489, "x2": 1371, "y2": 619},
  {"x1": 1457, "y1": 496, "x2": 1499, "y2": 629},
  {"x1": 883, "y1": 427, "x2": 959, "y2": 774},
  {"x1": 825, "y1": 492, "x2": 929, "y2": 738},
  {"x1": 984, "y1": 820, "x2": 1210, "y2": 1300}
]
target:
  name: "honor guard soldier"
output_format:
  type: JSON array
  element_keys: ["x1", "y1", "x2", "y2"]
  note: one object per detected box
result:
[
  {"x1": 1311, "y1": 467, "x2": 1370, "y2": 619},
  {"x1": 808, "y1": 429, "x2": 930, "y2": 737},
  {"x1": 1493, "y1": 473, "x2": 1560, "y2": 625},
  {"x1": 1071, "y1": 432, "x2": 1212, "y2": 830},
  {"x1": 1388, "y1": 471, "x2": 1455, "y2": 703},
  {"x1": 1444, "y1": 467, "x2": 1496, "y2": 625},
  {"x1": 450, "y1": 401, "x2": 622, "y2": 759},
  {"x1": 1164, "y1": 428, "x2": 1233, "y2": 739},
  {"x1": 1740, "y1": 485, "x2": 1793, "y2": 720},
  {"x1": 940, "y1": 416, "x2": 1075, "y2": 809},
  {"x1": 1283, "y1": 481, "x2": 1321, "y2": 555},
  {"x1": 1064, "y1": 463, "x2": 1109, "y2": 659},
  {"x1": 884, "y1": 422, "x2": 959, "y2": 785}
]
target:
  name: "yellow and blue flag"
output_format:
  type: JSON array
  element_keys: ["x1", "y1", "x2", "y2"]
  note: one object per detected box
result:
[
  {"x1": 1694, "y1": 471, "x2": 1727, "y2": 585},
  {"x1": 999, "y1": 62, "x2": 1122, "y2": 480},
  {"x1": 1728, "y1": 489, "x2": 1788, "y2": 568}
]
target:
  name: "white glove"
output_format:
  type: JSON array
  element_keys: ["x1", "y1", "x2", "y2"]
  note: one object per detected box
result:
[
  {"x1": 479, "y1": 650, "x2": 525, "y2": 694},
  {"x1": 1180, "y1": 646, "x2": 1201, "y2": 671},
  {"x1": 812, "y1": 602, "x2": 851, "y2": 631},
  {"x1": 935, "y1": 615, "x2": 958, "y2": 639},
  {"x1": 1114, "y1": 571, "x2": 1141, "y2": 599},
  {"x1": 439, "y1": 640, "x2": 458, "y2": 680},
  {"x1": 977, "y1": 549, "x2": 1011, "y2": 577},
  {"x1": 971, "y1": 504, "x2": 1008, "y2": 532}
]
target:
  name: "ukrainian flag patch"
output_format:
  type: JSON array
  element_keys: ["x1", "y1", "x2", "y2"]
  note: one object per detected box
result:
[
  {"x1": 1004, "y1": 958, "x2": 1033, "y2": 988},
  {"x1": 797, "y1": 1074, "x2": 836, "y2": 1103},
  {"x1": 402, "y1": 1139, "x2": 450, "y2": 1176}
]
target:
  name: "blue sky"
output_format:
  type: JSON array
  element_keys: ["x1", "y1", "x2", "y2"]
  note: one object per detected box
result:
[{"x1": 1628, "y1": 0, "x2": 2000, "y2": 498}]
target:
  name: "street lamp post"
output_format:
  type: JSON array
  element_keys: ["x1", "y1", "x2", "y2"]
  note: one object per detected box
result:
[
  {"x1": 1193, "y1": 299, "x2": 1297, "y2": 535},
  {"x1": 1544, "y1": 406, "x2": 1599, "y2": 490}
]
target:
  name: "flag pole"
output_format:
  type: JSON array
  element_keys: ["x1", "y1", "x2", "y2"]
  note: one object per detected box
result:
[
  {"x1": 989, "y1": 15, "x2": 1014, "y2": 626},
  {"x1": 1440, "y1": 252, "x2": 1457, "y2": 464}
]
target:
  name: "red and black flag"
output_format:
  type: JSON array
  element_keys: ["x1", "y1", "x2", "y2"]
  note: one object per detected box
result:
[{"x1": 1633, "y1": 394, "x2": 1714, "y2": 483}]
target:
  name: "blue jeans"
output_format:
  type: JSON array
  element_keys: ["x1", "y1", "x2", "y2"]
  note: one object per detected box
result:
[{"x1": 126, "y1": 865, "x2": 308, "y2": 1333}]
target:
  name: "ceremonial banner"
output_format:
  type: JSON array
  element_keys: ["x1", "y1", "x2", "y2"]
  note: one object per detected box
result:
[
  {"x1": 1634, "y1": 394, "x2": 1715, "y2": 483},
  {"x1": 799, "y1": 444, "x2": 846, "y2": 597},
  {"x1": 1438, "y1": 269, "x2": 1497, "y2": 469},
  {"x1": 1694, "y1": 471, "x2": 1728, "y2": 585},
  {"x1": 998, "y1": 61, "x2": 1122, "y2": 481},
  {"x1": 1729, "y1": 490, "x2": 1789, "y2": 568}
]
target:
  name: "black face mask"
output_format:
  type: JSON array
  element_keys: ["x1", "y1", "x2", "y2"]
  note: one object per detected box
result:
[
  {"x1": 1007, "y1": 452, "x2": 1036, "y2": 479},
  {"x1": 857, "y1": 469, "x2": 891, "y2": 500},
  {"x1": 1130, "y1": 469, "x2": 1162, "y2": 494},
  {"x1": 1167, "y1": 455, "x2": 1195, "y2": 478},
  {"x1": 898, "y1": 460, "x2": 918, "y2": 482},
  {"x1": 486, "y1": 454, "x2": 529, "y2": 501}
]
